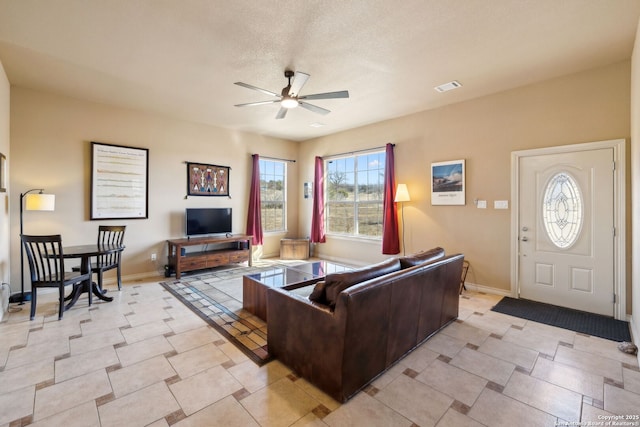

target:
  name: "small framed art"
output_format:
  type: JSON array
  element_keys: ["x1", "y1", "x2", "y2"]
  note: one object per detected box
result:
[
  {"x1": 304, "y1": 182, "x2": 312, "y2": 199},
  {"x1": 0, "y1": 153, "x2": 6, "y2": 192},
  {"x1": 431, "y1": 159, "x2": 465, "y2": 205}
]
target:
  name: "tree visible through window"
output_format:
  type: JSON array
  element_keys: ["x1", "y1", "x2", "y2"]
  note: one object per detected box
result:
[
  {"x1": 325, "y1": 151, "x2": 385, "y2": 237},
  {"x1": 260, "y1": 159, "x2": 286, "y2": 232}
]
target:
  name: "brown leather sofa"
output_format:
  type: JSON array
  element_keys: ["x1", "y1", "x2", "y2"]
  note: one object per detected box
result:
[{"x1": 267, "y1": 251, "x2": 464, "y2": 402}]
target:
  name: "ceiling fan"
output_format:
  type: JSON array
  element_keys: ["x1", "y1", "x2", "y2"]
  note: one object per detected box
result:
[{"x1": 234, "y1": 70, "x2": 349, "y2": 119}]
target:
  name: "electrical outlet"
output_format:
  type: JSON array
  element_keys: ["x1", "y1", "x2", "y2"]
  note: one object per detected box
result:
[{"x1": 151, "y1": 253, "x2": 157, "y2": 261}]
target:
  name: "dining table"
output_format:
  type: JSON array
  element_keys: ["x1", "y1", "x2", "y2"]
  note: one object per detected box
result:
[{"x1": 61, "y1": 243, "x2": 125, "y2": 311}]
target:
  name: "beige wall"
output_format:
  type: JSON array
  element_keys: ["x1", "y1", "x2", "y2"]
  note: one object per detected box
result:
[
  {"x1": 631, "y1": 19, "x2": 640, "y2": 339},
  {"x1": 0, "y1": 60, "x2": 9, "y2": 287},
  {"x1": 8, "y1": 88, "x2": 299, "y2": 293},
  {"x1": 299, "y1": 61, "x2": 631, "y2": 303},
  {"x1": 7, "y1": 60, "x2": 633, "y2": 313}
]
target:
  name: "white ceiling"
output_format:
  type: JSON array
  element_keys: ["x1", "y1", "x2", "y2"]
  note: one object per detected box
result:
[{"x1": 1, "y1": 0, "x2": 639, "y2": 142}]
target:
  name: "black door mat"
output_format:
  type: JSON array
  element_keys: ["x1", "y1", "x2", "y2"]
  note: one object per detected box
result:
[{"x1": 491, "y1": 297, "x2": 631, "y2": 342}]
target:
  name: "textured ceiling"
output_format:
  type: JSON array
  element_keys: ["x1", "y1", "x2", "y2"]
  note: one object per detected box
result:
[{"x1": 1, "y1": 0, "x2": 639, "y2": 141}]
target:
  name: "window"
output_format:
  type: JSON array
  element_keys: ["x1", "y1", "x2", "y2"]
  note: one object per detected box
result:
[
  {"x1": 325, "y1": 150, "x2": 385, "y2": 238},
  {"x1": 260, "y1": 159, "x2": 286, "y2": 232},
  {"x1": 542, "y1": 171, "x2": 583, "y2": 248}
]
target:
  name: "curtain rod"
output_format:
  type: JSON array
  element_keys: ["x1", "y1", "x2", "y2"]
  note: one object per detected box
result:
[
  {"x1": 252, "y1": 154, "x2": 296, "y2": 163},
  {"x1": 324, "y1": 144, "x2": 394, "y2": 160}
]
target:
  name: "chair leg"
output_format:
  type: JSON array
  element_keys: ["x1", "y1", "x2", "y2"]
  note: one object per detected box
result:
[
  {"x1": 116, "y1": 264, "x2": 122, "y2": 290},
  {"x1": 30, "y1": 288, "x2": 37, "y2": 320},
  {"x1": 98, "y1": 271, "x2": 103, "y2": 294},
  {"x1": 58, "y1": 286, "x2": 65, "y2": 320},
  {"x1": 87, "y1": 276, "x2": 93, "y2": 307}
]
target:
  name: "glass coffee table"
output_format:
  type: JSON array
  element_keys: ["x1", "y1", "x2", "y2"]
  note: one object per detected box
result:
[{"x1": 242, "y1": 261, "x2": 350, "y2": 321}]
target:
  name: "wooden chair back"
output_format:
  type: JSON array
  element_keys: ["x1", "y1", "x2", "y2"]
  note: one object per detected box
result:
[
  {"x1": 97, "y1": 225, "x2": 126, "y2": 267},
  {"x1": 21, "y1": 234, "x2": 66, "y2": 284}
]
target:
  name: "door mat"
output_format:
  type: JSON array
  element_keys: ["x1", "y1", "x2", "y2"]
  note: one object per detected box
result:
[{"x1": 491, "y1": 297, "x2": 631, "y2": 342}]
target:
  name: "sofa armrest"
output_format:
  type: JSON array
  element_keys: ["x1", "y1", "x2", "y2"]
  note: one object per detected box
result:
[{"x1": 267, "y1": 286, "x2": 348, "y2": 400}]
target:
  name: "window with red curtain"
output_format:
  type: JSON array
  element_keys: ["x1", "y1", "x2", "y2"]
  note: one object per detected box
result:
[
  {"x1": 325, "y1": 151, "x2": 386, "y2": 237},
  {"x1": 246, "y1": 154, "x2": 263, "y2": 245},
  {"x1": 310, "y1": 156, "x2": 326, "y2": 243}
]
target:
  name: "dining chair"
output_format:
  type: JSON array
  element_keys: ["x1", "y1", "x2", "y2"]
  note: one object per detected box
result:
[
  {"x1": 21, "y1": 234, "x2": 92, "y2": 320},
  {"x1": 94, "y1": 225, "x2": 126, "y2": 290}
]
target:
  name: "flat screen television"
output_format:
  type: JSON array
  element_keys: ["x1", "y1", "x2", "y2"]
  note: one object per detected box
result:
[{"x1": 185, "y1": 208, "x2": 232, "y2": 236}]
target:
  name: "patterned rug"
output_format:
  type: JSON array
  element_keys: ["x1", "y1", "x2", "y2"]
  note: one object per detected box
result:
[{"x1": 159, "y1": 260, "x2": 313, "y2": 366}]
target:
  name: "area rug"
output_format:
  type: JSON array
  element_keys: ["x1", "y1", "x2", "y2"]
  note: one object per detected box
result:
[
  {"x1": 491, "y1": 297, "x2": 631, "y2": 342},
  {"x1": 159, "y1": 260, "x2": 310, "y2": 366}
]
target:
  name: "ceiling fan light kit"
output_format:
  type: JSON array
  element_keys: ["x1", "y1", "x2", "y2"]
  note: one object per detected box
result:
[
  {"x1": 280, "y1": 97, "x2": 298, "y2": 109},
  {"x1": 234, "y1": 70, "x2": 349, "y2": 119}
]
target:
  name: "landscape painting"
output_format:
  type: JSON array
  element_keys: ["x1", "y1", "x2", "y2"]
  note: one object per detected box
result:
[{"x1": 431, "y1": 159, "x2": 465, "y2": 205}]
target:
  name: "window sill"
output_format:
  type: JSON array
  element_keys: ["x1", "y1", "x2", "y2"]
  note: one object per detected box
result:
[{"x1": 325, "y1": 233, "x2": 382, "y2": 245}]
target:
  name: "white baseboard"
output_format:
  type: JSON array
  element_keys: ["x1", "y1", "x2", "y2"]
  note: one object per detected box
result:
[{"x1": 461, "y1": 281, "x2": 512, "y2": 297}]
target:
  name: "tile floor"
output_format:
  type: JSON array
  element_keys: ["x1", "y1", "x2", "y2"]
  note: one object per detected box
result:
[{"x1": 1, "y1": 273, "x2": 639, "y2": 427}]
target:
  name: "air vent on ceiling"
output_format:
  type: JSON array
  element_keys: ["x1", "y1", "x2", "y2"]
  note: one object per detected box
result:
[{"x1": 434, "y1": 80, "x2": 462, "y2": 93}]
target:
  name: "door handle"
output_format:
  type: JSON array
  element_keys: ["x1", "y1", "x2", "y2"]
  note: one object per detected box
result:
[{"x1": 521, "y1": 237, "x2": 529, "y2": 242}]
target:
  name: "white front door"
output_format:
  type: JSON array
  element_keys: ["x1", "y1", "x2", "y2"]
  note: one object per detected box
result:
[{"x1": 517, "y1": 147, "x2": 615, "y2": 316}]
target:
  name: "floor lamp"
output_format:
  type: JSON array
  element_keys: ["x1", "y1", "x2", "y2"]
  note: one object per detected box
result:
[
  {"x1": 16, "y1": 189, "x2": 56, "y2": 304},
  {"x1": 394, "y1": 184, "x2": 410, "y2": 256}
]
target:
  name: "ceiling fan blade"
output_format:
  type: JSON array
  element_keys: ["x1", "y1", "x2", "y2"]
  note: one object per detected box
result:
[
  {"x1": 234, "y1": 82, "x2": 280, "y2": 97},
  {"x1": 288, "y1": 71, "x2": 310, "y2": 97},
  {"x1": 299, "y1": 90, "x2": 349, "y2": 100},
  {"x1": 299, "y1": 101, "x2": 330, "y2": 115},
  {"x1": 234, "y1": 100, "x2": 280, "y2": 107},
  {"x1": 275, "y1": 107, "x2": 288, "y2": 119}
]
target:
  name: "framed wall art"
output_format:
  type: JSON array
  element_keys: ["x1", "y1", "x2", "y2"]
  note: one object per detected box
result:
[
  {"x1": 91, "y1": 141, "x2": 149, "y2": 219},
  {"x1": 304, "y1": 182, "x2": 312, "y2": 199},
  {"x1": 187, "y1": 162, "x2": 230, "y2": 197},
  {"x1": 431, "y1": 159, "x2": 465, "y2": 205},
  {"x1": 0, "y1": 153, "x2": 6, "y2": 192}
]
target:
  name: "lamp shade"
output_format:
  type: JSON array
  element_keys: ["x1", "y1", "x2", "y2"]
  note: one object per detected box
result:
[
  {"x1": 25, "y1": 193, "x2": 55, "y2": 211},
  {"x1": 394, "y1": 184, "x2": 410, "y2": 203}
]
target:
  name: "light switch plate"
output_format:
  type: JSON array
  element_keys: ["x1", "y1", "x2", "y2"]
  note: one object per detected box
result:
[
  {"x1": 477, "y1": 200, "x2": 487, "y2": 209},
  {"x1": 494, "y1": 200, "x2": 509, "y2": 209}
]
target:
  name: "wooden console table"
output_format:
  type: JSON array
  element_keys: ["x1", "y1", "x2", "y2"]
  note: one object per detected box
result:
[{"x1": 167, "y1": 235, "x2": 252, "y2": 279}]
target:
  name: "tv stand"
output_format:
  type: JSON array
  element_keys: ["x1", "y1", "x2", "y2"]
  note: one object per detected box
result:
[{"x1": 167, "y1": 235, "x2": 252, "y2": 279}]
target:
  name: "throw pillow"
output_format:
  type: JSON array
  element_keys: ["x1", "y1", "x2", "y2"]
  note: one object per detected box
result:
[
  {"x1": 309, "y1": 281, "x2": 327, "y2": 304},
  {"x1": 399, "y1": 247, "x2": 445, "y2": 269},
  {"x1": 324, "y1": 258, "x2": 401, "y2": 308}
]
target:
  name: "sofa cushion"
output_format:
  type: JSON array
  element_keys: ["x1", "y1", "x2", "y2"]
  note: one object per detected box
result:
[
  {"x1": 399, "y1": 247, "x2": 445, "y2": 269},
  {"x1": 322, "y1": 258, "x2": 402, "y2": 308},
  {"x1": 308, "y1": 281, "x2": 326, "y2": 302}
]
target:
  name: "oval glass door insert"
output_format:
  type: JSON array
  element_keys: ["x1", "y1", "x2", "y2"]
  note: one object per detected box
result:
[{"x1": 542, "y1": 172, "x2": 583, "y2": 248}]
